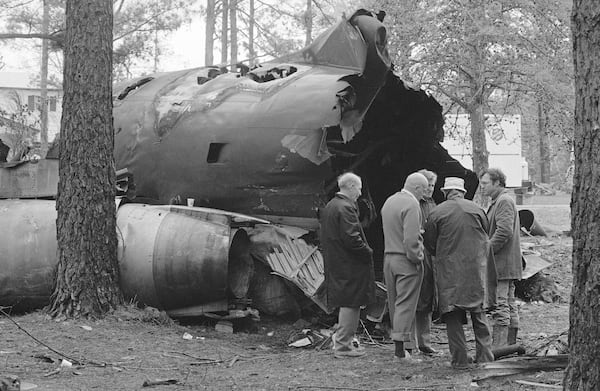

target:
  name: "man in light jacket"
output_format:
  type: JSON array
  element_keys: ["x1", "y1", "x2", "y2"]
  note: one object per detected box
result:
[
  {"x1": 479, "y1": 168, "x2": 523, "y2": 348},
  {"x1": 381, "y1": 172, "x2": 428, "y2": 362}
]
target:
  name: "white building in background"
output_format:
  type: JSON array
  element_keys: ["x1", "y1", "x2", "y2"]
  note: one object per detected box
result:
[
  {"x1": 442, "y1": 114, "x2": 526, "y2": 187},
  {"x1": 0, "y1": 72, "x2": 62, "y2": 159}
]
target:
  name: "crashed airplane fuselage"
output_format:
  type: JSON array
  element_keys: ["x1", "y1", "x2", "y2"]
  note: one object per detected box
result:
[
  {"x1": 112, "y1": 10, "x2": 476, "y2": 233},
  {"x1": 1, "y1": 10, "x2": 476, "y2": 314}
]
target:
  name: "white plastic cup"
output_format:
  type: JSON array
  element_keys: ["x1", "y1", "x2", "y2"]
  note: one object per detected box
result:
[{"x1": 187, "y1": 198, "x2": 195, "y2": 207}]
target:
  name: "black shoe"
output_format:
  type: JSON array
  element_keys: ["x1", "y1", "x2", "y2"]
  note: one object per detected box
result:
[{"x1": 419, "y1": 346, "x2": 442, "y2": 356}]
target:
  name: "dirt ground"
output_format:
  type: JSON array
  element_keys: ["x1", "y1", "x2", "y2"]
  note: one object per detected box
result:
[{"x1": 1, "y1": 194, "x2": 572, "y2": 391}]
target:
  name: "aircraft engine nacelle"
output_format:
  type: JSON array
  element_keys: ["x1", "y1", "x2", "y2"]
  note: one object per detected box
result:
[{"x1": 0, "y1": 199, "x2": 257, "y2": 313}]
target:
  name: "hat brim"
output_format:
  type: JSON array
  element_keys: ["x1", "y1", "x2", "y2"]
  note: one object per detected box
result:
[{"x1": 441, "y1": 186, "x2": 466, "y2": 192}]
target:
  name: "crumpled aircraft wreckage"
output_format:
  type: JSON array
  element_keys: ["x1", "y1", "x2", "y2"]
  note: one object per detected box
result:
[{"x1": 0, "y1": 10, "x2": 478, "y2": 318}]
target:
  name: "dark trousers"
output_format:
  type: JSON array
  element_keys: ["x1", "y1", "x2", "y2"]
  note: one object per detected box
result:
[{"x1": 445, "y1": 309, "x2": 494, "y2": 366}]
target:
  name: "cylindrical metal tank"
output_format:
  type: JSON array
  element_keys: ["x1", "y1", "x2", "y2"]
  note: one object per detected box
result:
[
  {"x1": 117, "y1": 203, "x2": 252, "y2": 310},
  {"x1": 0, "y1": 201, "x2": 253, "y2": 312},
  {"x1": 0, "y1": 200, "x2": 57, "y2": 311}
]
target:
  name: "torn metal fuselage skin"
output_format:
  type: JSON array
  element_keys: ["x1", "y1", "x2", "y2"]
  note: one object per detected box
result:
[{"x1": 113, "y1": 10, "x2": 476, "y2": 237}]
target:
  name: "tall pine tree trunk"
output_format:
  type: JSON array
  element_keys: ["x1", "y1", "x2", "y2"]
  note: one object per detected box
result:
[
  {"x1": 205, "y1": 0, "x2": 215, "y2": 66},
  {"x1": 304, "y1": 0, "x2": 312, "y2": 46},
  {"x1": 40, "y1": 0, "x2": 49, "y2": 157},
  {"x1": 564, "y1": 0, "x2": 600, "y2": 389},
  {"x1": 538, "y1": 100, "x2": 550, "y2": 183},
  {"x1": 468, "y1": 102, "x2": 489, "y2": 176},
  {"x1": 49, "y1": 0, "x2": 122, "y2": 318},
  {"x1": 221, "y1": 0, "x2": 228, "y2": 65},
  {"x1": 248, "y1": 0, "x2": 255, "y2": 66},
  {"x1": 229, "y1": 0, "x2": 237, "y2": 71}
]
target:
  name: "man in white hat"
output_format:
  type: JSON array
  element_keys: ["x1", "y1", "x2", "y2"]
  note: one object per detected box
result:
[{"x1": 423, "y1": 177, "x2": 497, "y2": 368}]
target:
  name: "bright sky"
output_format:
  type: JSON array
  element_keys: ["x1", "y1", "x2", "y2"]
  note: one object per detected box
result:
[
  {"x1": 160, "y1": 17, "x2": 206, "y2": 71},
  {"x1": 0, "y1": 12, "x2": 208, "y2": 80},
  {"x1": 0, "y1": 0, "x2": 364, "y2": 80}
]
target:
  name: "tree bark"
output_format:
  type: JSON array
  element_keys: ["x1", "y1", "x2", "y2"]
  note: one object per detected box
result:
[
  {"x1": 248, "y1": 0, "x2": 255, "y2": 66},
  {"x1": 538, "y1": 100, "x2": 550, "y2": 183},
  {"x1": 221, "y1": 0, "x2": 228, "y2": 65},
  {"x1": 468, "y1": 102, "x2": 489, "y2": 176},
  {"x1": 304, "y1": 0, "x2": 312, "y2": 46},
  {"x1": 564, "y1": 1, "x2": 600, "y2": 389},
  {"x1": 229, "y1": 0, "x2": 237, "y2": 71},
  {"x1": 40, "y1": 0, "x2": 49, "y2": 157},
  {"x1": 49, "y1": 0, "x2": 122, "y2": 318},
  {"x1": 205, "y1": 0, "x2": 215, "y2": 66}
]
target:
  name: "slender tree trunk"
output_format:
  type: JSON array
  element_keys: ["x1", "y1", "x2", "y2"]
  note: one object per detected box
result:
[
  {"x1": 538, "y1": 100, "x2": 550, "y2": 183},
  {"x1": 538, "y1": 100, "x2": 548, "y2": 183},
  {"x1": 229, "y1": 0, "x2": 237, "y2": 71},
  {"x1": 40, "y1": 0, "x2": 49, "y2": 157},
  {"x1": 469, "y1": 102, "x2": 489, "y2": 176},
  {"x1": 564, "y1": 0, "x2": 600, "y2": 389},
  {"x1": 153, "y1": 28, "x2": 160, "y2": 73},
  {"x1": 248, "y1": 0, "x2": 255, "y2": 66},
  {"x1": 49, "y1": 0, "x2": 122, "y2": 318},
  {"x1": 304, "y1": 0, "x2": 312, "y2": 46},
  {"x1": 205, "y1": 0, "x2": 215, "y2": 66},
  {"x1": 221, "y1": 0, "x2": 228, "y2": 65}
]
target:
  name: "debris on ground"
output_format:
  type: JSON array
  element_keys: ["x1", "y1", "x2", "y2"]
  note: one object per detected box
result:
[
  {"x1": 0, "y1": 376, "x2": 20, "y2": 391},
  {"x1": 287, "y1": 329, "x2": 327, "y2": 348},
  {"x1": 214, "y1": 320, "x2": 234, "y2": 333},
  {"x1": 473, "y1": 354, "x2": 568, "y2": 381},
  {"x1": 514, "y1": 380, "x2": 562, "y2": 389},
  {"x1": 142, "y1": 378, "x2": 179, "y2": 387},
  {"x1": 529, "y1": 330, "x2": 569, "y2": 356}
]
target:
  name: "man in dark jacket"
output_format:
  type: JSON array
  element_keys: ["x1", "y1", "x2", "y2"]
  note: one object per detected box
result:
[
  {"x1": 479, "y1": 168, "x2": 522, "y2": 348},
  {"x1": 320, "y1": 172, "x2": 375, "y2": 358},
  {"x1": 424, "y1": 177, "x2": 496, "y2": 368}
]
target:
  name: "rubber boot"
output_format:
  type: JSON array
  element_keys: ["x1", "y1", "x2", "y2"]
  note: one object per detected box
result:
[
  {"x1": 492, "y1": 325, "x2": 508, "y2": 349},
  {"x1": 507, "y1": 327, "x2": 518, "y2": 345}
]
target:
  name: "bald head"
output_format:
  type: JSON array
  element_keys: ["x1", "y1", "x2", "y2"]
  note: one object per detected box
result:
[
  {"x1": 337, "y1": 172, "x2": 362, "y2": 202},
  {"x1": 403, "y1": 172, "x2": 429, "y2": 200}
]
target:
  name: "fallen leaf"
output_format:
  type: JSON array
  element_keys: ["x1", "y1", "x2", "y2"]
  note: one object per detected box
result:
[
  {"x1": 33, "y1": 354, "x2": 56, "y2": 363},
  {"x1": 288, "y1": 337, "x2": 312, "y2": 348},
  {"x1": 20, "y1": 382, "x2": 38, "y2": 390},
  {"x1": 60, "y1": 359, "x2": 72, "y2": 368},
  {"x1": 142, "y1": 378, "x2": 178, "y2": 387}
]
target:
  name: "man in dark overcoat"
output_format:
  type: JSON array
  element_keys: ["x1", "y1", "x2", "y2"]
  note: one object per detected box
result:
[
  {"x1": 320, "y1": 172, "x2": 375, "y2": 358},
  {"x1": 424, "y1": 177, "x2": 497, "y2": 368}
]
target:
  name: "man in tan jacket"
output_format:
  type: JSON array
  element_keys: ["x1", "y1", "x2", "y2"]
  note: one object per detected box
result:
[
  {"x1": 479, "y1": 168, "x2": 523, "y2": 348},
  {"x1": 381, "y1": 172, "x2": 428, "y2": 362}
]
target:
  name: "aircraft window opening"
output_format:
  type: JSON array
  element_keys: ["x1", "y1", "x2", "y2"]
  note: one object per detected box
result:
[
  {"x1": 207, "y1": 143, "x2": 227, "y2": 163},
  {"x1": 247, "y1": 65, "x2": 298, "y2": 83}
]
